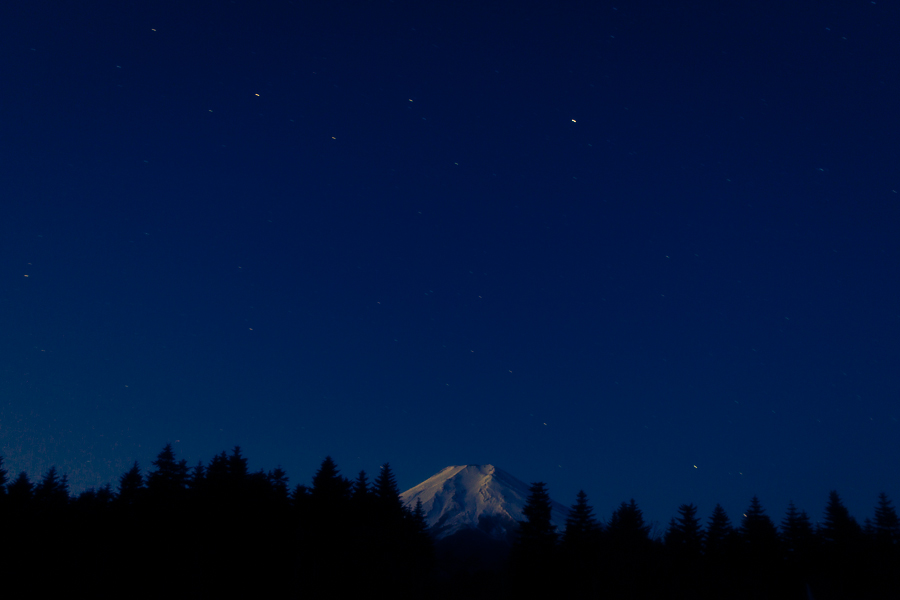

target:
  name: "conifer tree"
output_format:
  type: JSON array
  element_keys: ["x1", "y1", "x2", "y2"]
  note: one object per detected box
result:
[
  {"x1": 512, "y1": 481, "x2": 559, "y2": 586},
  {"x1": 311, "y1": 456, "x2": 350, "y2": 505},
  {"x1": 873, "y1": 492, "x2": 900, "y2": 547},
  {"x1": 560, "y1": 489, "x2": 601, "y2": 594},
  {"x1": 187, "y1": 461, "x2": 206, "y2": 494},
  {"x1": 819, "y1": 490, "x2": 860, "y2": 546},
  {"x1": 516, "y1": 482, "x2": 559, "y2": 552},
  {"x1": 740, "y1": 496, "x2": 779, "y2": 554},
  {"x1": 665, "y1": 503, "x2": 703, "y2": 557},
  {"x1": 411, "y1": 497, "x2": 429, "y2": 535},
  {"x1": 562, "y1": 490, "x2": 601, "y2": 554},
  {"x1": 267, "y1": 467, "x2": 290, "y2": 504},
  {"x1": 7, "y1": 471, "x2": 33, "y2": 511},
  {"x1": 704, "y1": 503, "x2": 733, "y2": 556},
  {"x1": 408, "y1": 497, "x2": 435, "y2": 573},
  {"x1": 96, "y1": 483, "x2": 114, "y2": 505},
  {"x1": 373, "y1": 463, "x2": 406, "y2": 520},
  {"x1": 227, "y1": 446, "x2": 248, "y2": 482},
  {"x1": 781, "y1": 501, "x2": 815, "y2": 559},
  {"x1": 117, "y1": 461, "x2": 144, "y2": 506},
  {"x1": 202, "y1": 451, "x2": 229, "y2": 500},
  {"x1": 351, "y1": 470, "x2": 369, "y2": 503},
  {"x1": 33, "y1": 466, "x2": 69, "y2": 510},
  {"x1": 146, "y1": 443, "x2": 188, "y2": 498},
  {"x1": 606, "y1": 499, "x2": 651, "y2": 550}
]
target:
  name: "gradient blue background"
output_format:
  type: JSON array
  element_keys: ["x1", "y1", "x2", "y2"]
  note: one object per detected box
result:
[{"x1": 2, "y1": 0, "x2": 898, "y2": 528}]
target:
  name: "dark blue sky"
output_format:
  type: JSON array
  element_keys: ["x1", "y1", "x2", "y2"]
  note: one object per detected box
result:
[{"x1": 2, "y1": 0, "x2": 898, "y2": 527}]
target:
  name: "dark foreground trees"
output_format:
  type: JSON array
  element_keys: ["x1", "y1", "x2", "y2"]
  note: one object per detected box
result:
[
  {"x1": 0, "y1": 447, "x2": 435, "y2": 597},
  {"x1": 1, "y1": 448, "x2": 898, "y2": 599}
]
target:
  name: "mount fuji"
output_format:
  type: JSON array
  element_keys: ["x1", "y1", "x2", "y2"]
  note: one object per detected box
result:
[{"x1": 400, "y1": 465, "x2": 571, "y2": 543}]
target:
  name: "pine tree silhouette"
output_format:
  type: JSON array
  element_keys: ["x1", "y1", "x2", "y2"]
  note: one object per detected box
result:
[
  {"x1": 819, "y1": 490, "x2": 860, "y2": 546},
  {"x1": 511, "y1": 482, "x2": 559, "y2": 593},
  {"x1": 561, "y1": 490, "x2": 601, "y2": 557},
  {"x1": 267, "y1": 467, "x2": 290, "y2": 505},
  {"x1": 665, "y1": 503, "x2": 703, "y2": 557},
  {"x1": 518, "y1": 482, "x2": 558, "y2": 550},
  {"x1": 311, "y1": 456, "x2": 350, "y2": 505},
  {"x1": 411, "y1": 498, "x2": 428, "y2": 534},
  {"x1": 146, "y1": 443, "x2": 188, "y2": 500},
  {"x1": 373, "y1": 463, "x2": 405, "y2": 518},
  {"x1": 781, "y1": 501, "x2": 815, "y2": 559},
  {"x1": 560, "y1": 490, "x2": 601, "y2": 596},
  {"x1": 704, "y1": 503, "x2": 733, "y2": 557},
  {"x1": 117, "y1": 461, "x2": 144, "y2": 506},
  {"x1": 33, "y1": 466, "x2": 69, "y2": 510},
  {"x1": 351, "y1": 470, "x2": 370, "y2": 503},
  {"x1": 606, "y1": 499, "x2": 651, "y2": 550},
  {"x1": 227, "y1": 446, "x2": 249, "y2": 482},
  {"x1": 8, "y1": 471, "x2": 33, "y2": 509},
  {"x1": 739, "y1": 496, "x2": 780, "y2": 559},
  {"x1": 873, "y1": 492, "x2": 900, "y2": 547}
]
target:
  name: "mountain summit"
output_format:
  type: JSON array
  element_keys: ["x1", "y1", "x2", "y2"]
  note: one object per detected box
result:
[{"x1": 400, "y1": 465, "x2": 570, "y2": 542}]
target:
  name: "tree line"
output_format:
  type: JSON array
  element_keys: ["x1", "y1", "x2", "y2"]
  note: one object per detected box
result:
[
  {"x1": 511, "y1": 482, "x2": 900, "y2": 600},
  {"x1": 0, "y1": 446, "x2": 432, "y2": 597},
  {"x1": 1, "y1": 447, "x2": 897, "y2": 598}
]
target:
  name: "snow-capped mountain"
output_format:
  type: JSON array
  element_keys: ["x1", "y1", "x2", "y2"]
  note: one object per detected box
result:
[{"x1": 400, "y1": 465, "x2": 570, "y2": 542}]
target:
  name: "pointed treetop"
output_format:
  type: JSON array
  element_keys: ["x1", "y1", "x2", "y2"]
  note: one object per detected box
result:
[
  {"x1": 562, "y1": 490, "x2": 601, "y2": 552},
  {"x1": 311, "y1": 456, "x2": 350, "y2": 503},
  {"x1": 117, "y1": 461, "x2": 144, "y2": 505},
  {"x1": 873, "y1": 492, "x2": 899, "y2": 544},
  {"x1": 515, "y1": 481, "x2": 559, "y2": 557},
  {"x1": 8, "y1": 471, "x2": 34, "y2": 503},
  {"x1": 607, "y1": 499, "x2": 651, "y2": 542},
  {"x1": 228, "y1": 446, "x2": 248, "y2": 480},
  {"x1": 352, "y1": 470, "x2": 370, "y2": 502},
  {"x1": 820, "y1": 490, "x2": 861, "y2": 544},
  {"x1": 373, "y1": 463, "x2": 404, "y2": 515}
]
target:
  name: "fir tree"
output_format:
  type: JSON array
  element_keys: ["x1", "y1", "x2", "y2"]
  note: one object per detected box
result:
[
  {"x1": 408, "y1": 497, "x2": 435, "y2": 574},
  {"x1": 351, "y1": 470, "x2": 370, "y2": 503},
  {"x1": 606, "y1": 499, "x2": 651, "y2": 550},
  {"x1": 7, "y1": 471, "x2": 33, "y2": 508},
  {"x1": 310, "y1": 456, "x2": 350, "y2": 505},
  {"x1": 819, "y1": 490, "x2": 860, "y2": 546},
  {"x1": 117, "y1": 461, "x2": 144, "y2": 506},
  {"x1": 665, "y1": 503, "x2": 703, "y2": 557},
  {"x1": 33, "y1": 466, "x2": 69, "y2": 510},
  {"x1": 512, "y1": 482, "x2": 559, "y2": 586},
  {"x1": 187, "y1": 461, "x2": 206, "y2": 494},
  {"x1": 872, "y1": 492, "x2": 900, "y2": 547},
  {"x1": 411, "y1": 497, "x2": 429, "y2": 536},
  {"x1": 146, "y1": 443, "x2": 188, "y2": 498},
  {"x1": 781, "y1": 501, "x2": 814, "y2": 559},
  {"x1": 517, "y1": 482, "x2": 559, "y2": 552},
  {"x1": 561, "y1": 490, "x2": 601, "y2": 554},
  {"x1": 96, "y1": 483, "x2": 114, "y2": 505},
  {"x1": 740, "y1": 496, "x2": 779, "y2": 554},
  {"x1": 373, "y1": 464, "x2": 403, "y2": 511},
  {"x1": 704, "y1": 503, "x2": 733, "y2": 556},
  {"x1": 227, "y1": 446, "x2": 248, "y2": 482},
  {"x1": 267, "y1": 467, "x2": 290, "y2": 504}
]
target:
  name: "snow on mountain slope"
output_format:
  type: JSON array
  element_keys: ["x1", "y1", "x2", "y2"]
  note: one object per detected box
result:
[{"x1": 400, "y1": 465, "x2": 570, "y2": 541}]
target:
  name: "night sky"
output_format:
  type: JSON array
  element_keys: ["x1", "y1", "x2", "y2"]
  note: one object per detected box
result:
[{"x1": 2, "y1": 0, "x2": 898, "y2": 528}]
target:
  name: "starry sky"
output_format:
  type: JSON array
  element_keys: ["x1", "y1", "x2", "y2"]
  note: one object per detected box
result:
[{"x1": 2, "y1": 0, "x2": 898, "y2": 528}]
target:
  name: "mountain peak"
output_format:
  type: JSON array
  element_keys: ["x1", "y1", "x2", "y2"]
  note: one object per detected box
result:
[{"x1": 401, "y1": 465, "x2": 570, "y2": 541}]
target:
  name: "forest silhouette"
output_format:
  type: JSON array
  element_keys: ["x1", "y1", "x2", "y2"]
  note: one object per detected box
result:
[{"x1": 1, "y1": 446, "x2": 896, "y2": 599}]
